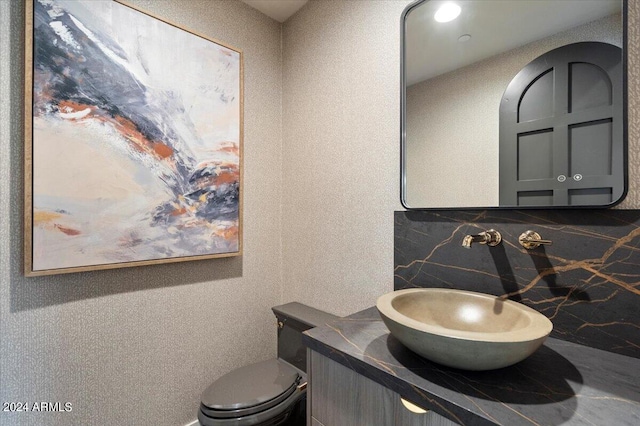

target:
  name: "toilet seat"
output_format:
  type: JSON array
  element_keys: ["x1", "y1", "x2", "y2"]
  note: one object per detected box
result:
[{"x1": 199, "y1": 359, "x2": 305, "y2": 425}]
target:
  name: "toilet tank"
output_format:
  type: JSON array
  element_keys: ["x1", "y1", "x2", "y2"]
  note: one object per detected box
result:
[{"x1": 272, "y1": 302, "x2": 338, "y2": 373}]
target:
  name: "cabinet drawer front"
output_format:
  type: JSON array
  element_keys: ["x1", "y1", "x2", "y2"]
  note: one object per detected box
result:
[{"x1": 309, "y1": 351, "x2": 459, "y2": 426}]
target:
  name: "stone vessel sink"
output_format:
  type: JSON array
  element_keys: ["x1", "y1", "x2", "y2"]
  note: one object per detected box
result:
[{"x1": 376, "y1": 288, "x2": 553, "y2": 371}]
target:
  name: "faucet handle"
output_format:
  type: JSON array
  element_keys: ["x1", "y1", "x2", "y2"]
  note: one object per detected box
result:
[
  {"x1": 519, "y1": 230, "x2": 552, "y2": 250},
  {"x1": 482, "y1": 229, "x2": 502, "y2": 247}
]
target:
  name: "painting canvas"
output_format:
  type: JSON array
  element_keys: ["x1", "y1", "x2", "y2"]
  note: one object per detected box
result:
[{"x1": 25, "y1": 0, "x2": 243, "y2": 275}]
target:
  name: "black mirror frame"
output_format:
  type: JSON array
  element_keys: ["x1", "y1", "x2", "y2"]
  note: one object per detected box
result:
[{"x1": 400, "y1": 0, "x2": 629, "y2": 211}]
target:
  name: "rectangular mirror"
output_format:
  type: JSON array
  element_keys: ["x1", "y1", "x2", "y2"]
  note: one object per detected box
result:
[{"x1": 401, "y1": 0, "x2": 627, "y2": 209}]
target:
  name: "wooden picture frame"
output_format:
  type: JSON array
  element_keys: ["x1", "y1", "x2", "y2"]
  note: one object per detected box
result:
[{"x1": 25, "y1": 0, "x2": 243, "y2": 276}]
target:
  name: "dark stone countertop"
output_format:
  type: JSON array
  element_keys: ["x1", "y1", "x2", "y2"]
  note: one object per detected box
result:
[{"x1": 303, "y1": 307, "x2": 640, "y2": 426}]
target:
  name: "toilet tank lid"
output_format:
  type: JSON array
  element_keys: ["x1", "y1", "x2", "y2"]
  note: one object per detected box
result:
[
  {"x1": 201, "y1": 359, "x2": 300, "y2": 411},
  {"x1": 272, "y1": 302, "x2": 338, "y2": 329}
]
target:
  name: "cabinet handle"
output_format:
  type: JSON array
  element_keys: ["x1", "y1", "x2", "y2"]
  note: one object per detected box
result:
[{"x1": 400, "y1": 397, "x2": 429, "y2": 414}]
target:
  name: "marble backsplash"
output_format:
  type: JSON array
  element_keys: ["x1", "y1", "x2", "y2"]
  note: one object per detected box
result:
[{"x1": 394, "y1": 210, "x2": 640, "y2": 359}]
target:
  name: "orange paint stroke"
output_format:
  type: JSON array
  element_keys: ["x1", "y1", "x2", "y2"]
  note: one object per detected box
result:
[
  {"x1": 33, "y1": 210, "x2": 62, "y2": 224},
  {"x1": 196, "y1": 173, "x2": 240, "y2": 190},
  {"x1": 212, "y1": 225, "x2": 238, "y2": 240},
  {"x1": 111, "y1": 115, "x2": 175, "y2": 163},
  {"x1": 57, "y1": 100, "x2": 96, "y2": 115},
  {"x1": 153, "y1": 142, "x2": 174, "y2": 159},
  {"x1": 213, "y1": 170, "x2": 239, "y2": 186},
  {"x1": 171, "y1": 207, "x2": 187, "y2": 216},
  {"x1": 113, "y1": 115, "x2": 149, "y2": 154},
  {"x1": 54, "y1": 224, "x2": 81, "y2": 236},
  {"x1": 192, "y1": 162, "x2": 239, "y2": 190},
  {"x1": 217, "y1": 142, "x2": 239, "y2": 155}
]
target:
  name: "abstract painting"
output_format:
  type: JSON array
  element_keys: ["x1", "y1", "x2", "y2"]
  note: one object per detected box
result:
[{"x1": 25, "y1": 0, "x2": 243, "y2": 275}]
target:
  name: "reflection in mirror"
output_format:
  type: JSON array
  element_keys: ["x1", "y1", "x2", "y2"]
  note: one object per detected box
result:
[{"x1": 402, "y1": 0, "x2": 626, "y2": 209}]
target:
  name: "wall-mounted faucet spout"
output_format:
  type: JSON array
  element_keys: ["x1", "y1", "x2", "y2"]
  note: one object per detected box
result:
[{"x1": 462, "y1": 229, "x2": 502, "y2": 249}]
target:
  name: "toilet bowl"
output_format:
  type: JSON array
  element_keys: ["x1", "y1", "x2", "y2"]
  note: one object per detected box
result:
[{"x1": 198, "y1": 303, "x2": 337, "y2": 426}]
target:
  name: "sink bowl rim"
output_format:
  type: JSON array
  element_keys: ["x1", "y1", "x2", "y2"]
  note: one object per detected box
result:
[{"x1": 377, "y1": 288, "x2": 553, "y2": 344}]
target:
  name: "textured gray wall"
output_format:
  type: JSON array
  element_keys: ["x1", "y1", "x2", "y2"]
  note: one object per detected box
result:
[
  {"x1": 0, "y1": 1, "x2": 282, "y2": 425},
  {"x1": 281, "y1": 0, "x2": 411, "y2": 316},
  {"x1": 621, "y1": 0, "x2": 640, "y2": 208}
]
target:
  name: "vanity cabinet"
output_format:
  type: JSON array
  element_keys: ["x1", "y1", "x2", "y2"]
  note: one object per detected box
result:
[{"x1": 307, "y1": 350, "x2": 458, "y2": 426}]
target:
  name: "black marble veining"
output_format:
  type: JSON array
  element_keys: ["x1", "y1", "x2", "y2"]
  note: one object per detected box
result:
[
  {"x1": 395, "y1": 210, "x2": 640, "y2": 358},
  {"x1": 304, "y1": 308, "x2": 640, "y2": 426}
]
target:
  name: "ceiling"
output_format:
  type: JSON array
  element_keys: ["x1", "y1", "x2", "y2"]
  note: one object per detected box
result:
[
  {"x1": 406, "y1": 0, "x2": 621, "y2": 86},
  {"x1": 240, "y1": 0, "x2": 309, "y2": 23}
]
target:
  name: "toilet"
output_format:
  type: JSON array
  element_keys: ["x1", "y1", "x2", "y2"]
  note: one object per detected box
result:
[{"x1": 198, "y1": 302, "x2": 338, "y2": 426}]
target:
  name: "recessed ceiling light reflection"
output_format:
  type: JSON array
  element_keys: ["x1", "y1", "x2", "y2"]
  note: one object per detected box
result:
[{"x1": 434, "y1": 3, "x2": 461, "y2": 23}]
